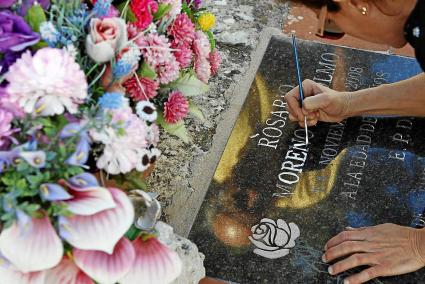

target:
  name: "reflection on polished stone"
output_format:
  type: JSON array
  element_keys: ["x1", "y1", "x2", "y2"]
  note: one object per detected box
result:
[{"x1": 189, "y1": 34, "x2": 425, "y2": 283}]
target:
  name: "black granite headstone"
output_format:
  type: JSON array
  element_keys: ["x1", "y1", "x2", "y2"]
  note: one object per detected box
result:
[{"x1": 189, "y1": 34, "x2": 425, "y2": 283}]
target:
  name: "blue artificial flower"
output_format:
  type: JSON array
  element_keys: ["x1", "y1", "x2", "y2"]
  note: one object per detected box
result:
[
  {"x1": 112, "y1": 43, "x2": 141, "y2": 80},
  {"x1": 19, "y1": 151, "x2": 46, "y2": 168},
  {"x1": 39, "y1": 21, "x2": 60, "y2": 47},
  {"x1": 2, "y1": 192, "x2": 18, "y2": 213},
  {"x1": 112, "y1": 61, "x2": 133, "y2": 80},
  {"x1": 68, "y1": 173, "x2": 99, "y2": 188},
  {"x1": 98, "y1": 92, "x2": 127, "y2": 109},
  {"x1": 60, "y1": 123, "x2": 84, "y2": 139},
  {"x1": 65, "y1": 135, "x2": 91, "y2": 167},
  {"x1": 39, "y1": 184, "x2": 73, "y2": 201},
  {"x1": 67, "y1": 4, "x2": 89, "y2": 27},
  {"x1": 93, "y1": 0, "x2": 112, "y2": 17}
]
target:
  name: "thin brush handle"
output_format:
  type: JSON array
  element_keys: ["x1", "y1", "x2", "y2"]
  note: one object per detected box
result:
[
  {"x1": 291, "y1": 35, "x2": 309, "y2": 144},
  {"x1": 292, "y1": 35, "x2": 305, "y2": 104}
]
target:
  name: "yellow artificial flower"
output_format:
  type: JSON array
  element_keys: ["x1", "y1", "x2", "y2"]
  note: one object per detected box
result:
[{"x1": 198, "y1": 13, "x2": 216, "y2": 31}]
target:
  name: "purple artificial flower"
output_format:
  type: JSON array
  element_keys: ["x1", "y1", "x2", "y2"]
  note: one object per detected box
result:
[
  {"x1": 0, "y1": 0, "x2": 15, "y2": 8},
  {"x1": 39, "y1": 184, "x2": 73, "y2": 201},
  {"x1": 19, "y1": 0, "x2": 50, "y2": 16},
  {"x1": 67, "y1": 173, "x2": 99, "y2": 188},
  {"x1": 0, "y1": 51, "x2": 23, "y2": 76},
  {"x1": 186, "y1": 0, "x2": 201, "y2": 9},
  {"x1": 65, "y1": 134, "x2": 91, "y2": 167},
  {"x1": 0, "y1": 11, "x2": 40, "y2": 53},
  {"x1": 0, "y1": 108, "x2": 16, "y2": 150},
  {"x1": 0, "y1": 150, "x2": 18, "y2": 172},
  {"x1": 19, "y1": 150, "x2": 46, "y2": 168}
]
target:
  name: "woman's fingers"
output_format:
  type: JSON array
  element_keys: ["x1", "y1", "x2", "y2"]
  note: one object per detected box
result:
[
  {"x1": 285, "y1": 79, "x2": 329, "y2": 122},
  {"x1": 303, "y1": 92, "x2": 332, "y2": 112},
  {"x1": 323, "y1": 241, "x2": 373, "y2": 263},
  {"x1": 325, "y1": 229, "x2": 368, "y2": 250},
  {"x1": 328, "y1": 253, "x2": 377, "y2": 276},
  {"x1": 344, "y1": 266, "x2": 386, "y2": 284},
  {"x1": 285, "y1": 92, "x2": 305, "y2": 121}
]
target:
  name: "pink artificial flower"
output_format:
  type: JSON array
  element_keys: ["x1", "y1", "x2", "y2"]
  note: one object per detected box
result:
[
  {"x1": 0, "y1": 259, "x2": 46, "y2": 284},
  {"x1": 0, "y1": 108, "x2": 17, "y2": 149},
  {"x1": 193, "y1": 30, "x2": 211, "y2": 60},
  {"x1": 195, "y1": 57, "x2": 211, "y2": 83},
  {"x1": 172, "y1": 41, "x2": 193, "y2": 69},
  {"x1": 86, "y1": 17, "x2": 128, "y2": 63},
  {"x1": 209, "y1": 48, "x2": 222, "y2": 75},
  {"x1": 73, "y1": 238, "x2": 135, "y2": 284},
  {"x1": 130, "y1": 0, "x2": 158, "y2": 30},
  {"x1": 146, "y1": 123, "x2": 160, "y2": 146},
  {"x1": 6, "y1": 49, "x2": 88, "y2": 116},
  {"x1": 163, "y1": 91, "x2": 189, "y2": 123},
  {"x1": 0, "y1": 87, "x2": 24, "y2": 118},
  {"x1": 136, "y1": 33, "x2": 174, "y2": 67},
  {"x1": 136, "y1": 33, "x2": 180, "y2": 84},
  {"x1": 167, "y1": 13, "x2": 195, "y2": 45},
  {"x1": 123, "y1": 75, "x2": 159, "y2": 101},
  {"x1": 0, "y1": 216, "x2": 64, "y2": 273},
  {"x1": 120, "y1": 237, "x2": 182, "y2": 284},
  {"x1": 44, "y1": 257, "x2": 93, "y2": 284},
  {"x1": 192, "y1": 31, "x2": 212, "y2": 82},
  {"x1": 127, "y1": 24, "x2": 139, "y2": 40},
  {"x1": 157, "y1": 59, "x2": 180, "y2": 84},
  {"x1": 59, "y1": 188, "x2": 134, "y2": 253},
  {"x1": 90, "y1": 110, "x2": 148, "y2": 175}
]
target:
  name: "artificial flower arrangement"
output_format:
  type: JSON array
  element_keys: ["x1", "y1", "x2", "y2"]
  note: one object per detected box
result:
[{"x1": 0, "y1": 0, "x2": 220, "y2": 283}]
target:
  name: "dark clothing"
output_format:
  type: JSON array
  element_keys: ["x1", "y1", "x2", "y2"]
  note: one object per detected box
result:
[{"x1": 405, "y1": 0, "x2": 425, "y2": 71}]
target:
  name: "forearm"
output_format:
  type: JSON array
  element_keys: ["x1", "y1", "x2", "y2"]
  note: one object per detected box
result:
[{"x1": 347, "y1": 73, "x2": 425, "y2": 117}]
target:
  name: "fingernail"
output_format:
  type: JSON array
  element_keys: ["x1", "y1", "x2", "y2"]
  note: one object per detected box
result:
[
  {"x1": 328, "y1": 266, "x2": 334, "y2": 275},
  {"x1": 322, "y1": 254, "x2": 327, "y2": 263},
  {"x1": 345, "y1": 226, "x2": 354, "y2": 230},
  {"x1": 344, "y1": 279, "x2": 350, "y2": 284},
  {"x1": 324, "y1": 243, "x2": 328, "y2": 250}
]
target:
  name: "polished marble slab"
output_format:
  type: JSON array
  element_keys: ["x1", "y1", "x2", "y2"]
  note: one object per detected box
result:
[{"x1": 189, "y1": 33, "x2": 425, "y2": 283}]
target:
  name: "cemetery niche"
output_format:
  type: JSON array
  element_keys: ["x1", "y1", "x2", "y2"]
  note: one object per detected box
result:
[{"x1": 189, "y1": 33, "x2": 425, "y2": 283}]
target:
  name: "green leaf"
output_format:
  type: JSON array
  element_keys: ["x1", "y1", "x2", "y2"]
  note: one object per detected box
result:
[
  {"x1": 138, "y1": 63, "x2": 157, "y2": 80},
  {"x1": 27, "y1": 174, "x2": 44, "y2": 185},
  {"x1": 46, "y1": 152, "x2": 57, "y2": 161},
  {"x1": 157, "y1": 112, "x2": 190, "y2": 143},
  {"x1": 25, "y1": 4, "x2": 47, "y2": 32},
  {"x1": 16, "y1": 179, "x2": 27, "y2": 190},
  {"x1": 153, "y1": 4, "x2": 172, "y2": 21},
  {"x1": 188, "y1": 101, "x2": 205, "y2": 122},
  {"x1": 44, "y1": 127, "x2": 57, "y2": 137},
  {"x1": 206, "y1": 31, "x2": 216, "y2": 51},
  {"x1": 182, "y1": 1, "x2": 192, "y2": 18},
  {"x1": 127, "y1": 173, "x2": 148, "y2": 190},
  {"x1": 59, "y1": 145, "x2": 67, "y2": 158},
  {"x1": 32, "y1": 41, "x2": 49, "y2": 51},
  {"x1": 117, "y1": 2, "x2": 137, "y2": 23},
  {"x1": 126, "y1": 8, "x2": 137, "y2": 22},
  {"x1": 25, "y1": 204, "x2": 41, "y2": 213},
  {"x1": 172, "y1": 73, "x2": 209, "y2": 97}
]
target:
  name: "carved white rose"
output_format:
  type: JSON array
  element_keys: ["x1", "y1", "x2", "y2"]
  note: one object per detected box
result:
[{"x1": 248, "y1": 218, "x2": 300, "y2": 259}]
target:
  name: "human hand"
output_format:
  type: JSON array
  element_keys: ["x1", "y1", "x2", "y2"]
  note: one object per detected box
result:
[
  {"x1": 284, "y1": 79, "x2": 352, "y2": 127},
  {"x1": 322, "y1": 224, "x2": 425, "y2": 284}
]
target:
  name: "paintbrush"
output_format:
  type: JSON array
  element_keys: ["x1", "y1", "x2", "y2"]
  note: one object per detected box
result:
[{"x1": 291, "y1": 34, "x2": 309, "y2": 145}]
